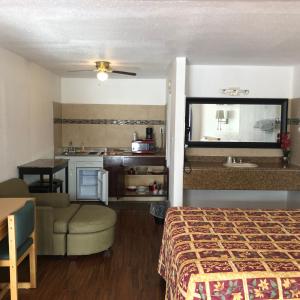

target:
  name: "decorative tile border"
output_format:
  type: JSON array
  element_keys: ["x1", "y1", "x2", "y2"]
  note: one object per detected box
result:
[
  {"x1": 54, "y1": 118, "x2": 165, "y2": 125},
  {"x1": 288, "y1": 118, "x2": 300, "y2": 125},
  {"x1": 54, "y1": 117, "x2": 299, "y2": 126},
  {"x1": 54, "y1": 118, "x2": 62, "y2": 124}
]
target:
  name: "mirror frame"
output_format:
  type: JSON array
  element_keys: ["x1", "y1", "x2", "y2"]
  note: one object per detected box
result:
[{"x1": 185, "y1": 97, "x2": 288, "y2": 148}]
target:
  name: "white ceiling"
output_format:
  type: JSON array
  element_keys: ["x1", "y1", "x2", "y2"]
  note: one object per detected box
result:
[{"x1": 1, "y1": 0, "x2": 300, "y2": 78}]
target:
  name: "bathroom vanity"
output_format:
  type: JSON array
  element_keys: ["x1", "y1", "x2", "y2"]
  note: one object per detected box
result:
[{"x1": 184, "y1": 157, "x2": 300, "y2": 191}]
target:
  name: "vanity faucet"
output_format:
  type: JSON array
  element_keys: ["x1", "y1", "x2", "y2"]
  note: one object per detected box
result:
[{"x1": 226, "y1": 156, "x2": 233, "y2": 164}]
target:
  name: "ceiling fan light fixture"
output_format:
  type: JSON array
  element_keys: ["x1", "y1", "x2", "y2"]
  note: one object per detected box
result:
[
  {"x1": 68, "y1": 60, "x2": 136, "y2": 78},
  {"x1": 97, "y1": 71, "x2": 108, "y2": 81}
]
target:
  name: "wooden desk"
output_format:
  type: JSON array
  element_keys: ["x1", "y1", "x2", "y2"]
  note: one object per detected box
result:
[
  {"x1": 0, "y1": 198, "x2": 34, "y2": 241},
  {"x1": 18, "y1": 159, "x2": 69, "y2": 193}
]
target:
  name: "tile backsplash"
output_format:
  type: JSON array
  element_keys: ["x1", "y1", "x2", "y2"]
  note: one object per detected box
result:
[
  {"x1": 53, "y1": 103, "x2": 166, "y2": 152},
  {"x1": 53, "y1": 102, "x2": 62, "y2": 151}
]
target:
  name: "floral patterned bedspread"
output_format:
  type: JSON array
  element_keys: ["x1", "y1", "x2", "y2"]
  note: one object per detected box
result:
[{"x1": 158, "y1": 207, "x2": 300, "y2": 300}]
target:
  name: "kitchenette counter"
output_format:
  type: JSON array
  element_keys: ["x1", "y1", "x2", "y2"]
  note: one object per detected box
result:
[
  {"x1": 184, "y1": 157, "x2": 300, "y2": 191},
  {"x1": 57, "y1": 151, "x2": 166, "y2": 165},
  {"x1": 104, "y1": 152, "x2": 165, "y2": 157},
  {"x1": 56, "y1": 148, "x2": 165, "y2": 158}
]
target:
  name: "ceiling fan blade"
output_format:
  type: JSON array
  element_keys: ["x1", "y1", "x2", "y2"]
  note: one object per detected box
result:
[
  {"x1": 112, "y1": 70, "x2": 137, "y2": 76},
  {"x1": 67, "y1": 69, "x2": 94, "y2": 72}
]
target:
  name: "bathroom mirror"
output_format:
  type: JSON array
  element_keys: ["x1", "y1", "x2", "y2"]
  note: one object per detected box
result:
[{"x1": 185, "y1": 98, "x2": 288, "y2": 148}]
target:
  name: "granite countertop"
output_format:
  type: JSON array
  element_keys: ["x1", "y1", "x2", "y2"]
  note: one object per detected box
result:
[
  {"x1": 184, "y1": 156, "x2": 300, "y2": 191},
  {"x1": 186, "y1": 161, "x2": 300, "y2": 172},
  {"x1": 56, "y1": 148, "x2": 165, "y2": 158},
  {"x1": 104, "y1": 152, "x2": 165, "y2": 158}
]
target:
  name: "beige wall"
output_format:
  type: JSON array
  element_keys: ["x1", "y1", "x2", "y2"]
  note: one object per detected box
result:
[
  {"x1": 61, "y1": 78, "x2": 166, "y2": 105},
  {"x1": 290, "y1": 98, "x2": 300, "y2": 165},
  {"x1": 59, "y1": 104, "x2": 166, "y2": 149},
  {"x1": 0, "y1": 47, "x2": 60, "y2": 181}
]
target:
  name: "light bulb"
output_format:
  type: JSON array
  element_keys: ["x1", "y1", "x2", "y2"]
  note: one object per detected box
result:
[{"x1": 97, "y1": 71, "x2": 108, "y2": 81}]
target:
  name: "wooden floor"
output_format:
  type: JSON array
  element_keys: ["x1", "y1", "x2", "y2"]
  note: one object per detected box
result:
[{"x1": 1, "y1": 202, "x2": 165, "y2": 300}]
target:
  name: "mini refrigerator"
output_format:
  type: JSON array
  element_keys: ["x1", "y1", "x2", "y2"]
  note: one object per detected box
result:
[{"x1": 76, "y1": 167, "x2": 108, "y2": 205}]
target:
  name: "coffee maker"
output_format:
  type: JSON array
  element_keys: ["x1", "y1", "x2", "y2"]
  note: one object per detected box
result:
[{"x1": 146, "y1": 127, "x2": 153, "y2": 140}]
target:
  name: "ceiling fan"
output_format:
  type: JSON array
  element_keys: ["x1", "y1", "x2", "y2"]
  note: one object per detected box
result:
[{"x1": 68, "y1": 61, "x2": 137, "y2": 81}]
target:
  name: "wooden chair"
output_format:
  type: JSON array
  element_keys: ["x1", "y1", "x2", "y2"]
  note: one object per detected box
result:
[{"x1": 0, "y1": 201, "x2": 37, "y2": 300}]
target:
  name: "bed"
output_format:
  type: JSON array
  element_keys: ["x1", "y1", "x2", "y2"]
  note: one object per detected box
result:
[{"x1": 158, "y1": 207, "x2": 300, "y2": 300}]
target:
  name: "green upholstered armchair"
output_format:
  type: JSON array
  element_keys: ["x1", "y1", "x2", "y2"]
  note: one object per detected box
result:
[{"x1": 0, "y1": 178, "x2": 80, "y2": 255}]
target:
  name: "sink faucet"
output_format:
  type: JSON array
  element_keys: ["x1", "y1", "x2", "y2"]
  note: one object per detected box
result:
[
  {"x1": 68, "y1": 141, "x2": 75, "y2": 153},
  {"x1": 227, "y1": 156, "x2": 243, "y2": 164},
  {"x1": 226, "y1": 156, "x2": 232, "y2": 164},
  {"x1": 226, "y1": 156, "x2": 233, "y2": 164}
]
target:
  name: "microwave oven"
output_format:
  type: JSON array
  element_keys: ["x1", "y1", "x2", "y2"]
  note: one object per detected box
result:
[{"x1": 131, "y1": 139, "x2": 155, "y2": 154}]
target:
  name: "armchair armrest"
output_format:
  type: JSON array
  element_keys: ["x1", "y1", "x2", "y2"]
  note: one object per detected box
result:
[
  {"x1": 36, "y1": 206, "x2": 54, "y2": 255},
  {"x1": 31, "y1": 193, "x2": 70, "y2": 208}
]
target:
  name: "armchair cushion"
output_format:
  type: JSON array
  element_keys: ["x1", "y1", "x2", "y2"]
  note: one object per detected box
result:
[
  {"x1": 32, "y1": 193, "x2": 70, "y2": 208},
  {"x1": 0, "y1": 178, "x2": 30, "y2": 197},
  {"x1": 68, "y1": 205, "x2": 117, "y2": 234},
  {"x1": 53, "y1": 204, "x2": 80, "y2": 234}
]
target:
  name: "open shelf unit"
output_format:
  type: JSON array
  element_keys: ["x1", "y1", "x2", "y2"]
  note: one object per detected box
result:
[
  {"x1": 104, "y1": 155, "x2": 168, "y2": 200},
  {"x1": 124, "y1": 169, "x2": 168, "y2": 176},
  {"x1": 123, "y1": 190, "x2": 168, "y2": 197}
]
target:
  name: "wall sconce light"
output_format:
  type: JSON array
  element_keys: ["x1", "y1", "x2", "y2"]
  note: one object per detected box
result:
[
  {"x1": 221, "y1": 87, "x2": 249, "y2": 96},
  {"x1": 216, "y1": 110, "x2": 229, "y2": 130}
]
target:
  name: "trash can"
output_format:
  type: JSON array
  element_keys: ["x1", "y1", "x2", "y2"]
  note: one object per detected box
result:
[{"x1": 150, "y1": 201, "x2": 168, "y2": 225}]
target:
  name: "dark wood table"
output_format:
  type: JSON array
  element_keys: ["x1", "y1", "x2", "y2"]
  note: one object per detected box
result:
[{"x1": 18, "y1": 159, "x2": 69, "y2": 193}]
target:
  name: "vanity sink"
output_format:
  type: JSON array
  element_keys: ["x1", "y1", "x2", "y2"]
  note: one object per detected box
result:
[{"x1": 223, "y1": 162, "x2": 258, "y2": 168}]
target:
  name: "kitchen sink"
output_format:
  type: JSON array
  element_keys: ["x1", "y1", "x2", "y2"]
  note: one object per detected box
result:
[
  {"x1": 63, "y1": 151, "x2": 100, "y2": 156},
  {"x1": 223, "y1": 162, "x2": 258, "y2": 168}
]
